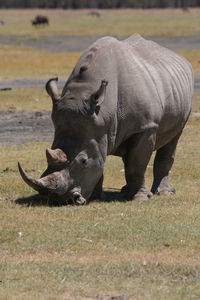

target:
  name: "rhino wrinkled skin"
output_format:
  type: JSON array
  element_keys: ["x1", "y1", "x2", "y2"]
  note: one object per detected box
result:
[{"x1": 18, "y1": 34, "x2": 194, "y2": 203}]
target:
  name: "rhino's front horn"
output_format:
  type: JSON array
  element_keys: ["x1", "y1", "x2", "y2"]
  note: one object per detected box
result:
[
  {"x1": 46, "y1": 148, "x2": 68, "y2": 167},
  {"x1": 45, "y1": 77, "x2": 60, "y2": 102},
  {"x1": 18, "y1": 162, "x2": 68, "y2": 196},
  {"x1": 18, "y1": 162, "x2": 46, "y2": 193}
]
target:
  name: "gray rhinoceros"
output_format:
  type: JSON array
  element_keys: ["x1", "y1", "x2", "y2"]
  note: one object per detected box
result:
[{"x1": 18, "y1": 34, "x2": 194, "y2": 203}]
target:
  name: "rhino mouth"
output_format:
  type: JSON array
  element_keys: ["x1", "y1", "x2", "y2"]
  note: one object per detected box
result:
[{"x1": 18, "y1": 162, "x2": 86, "y2": 205}]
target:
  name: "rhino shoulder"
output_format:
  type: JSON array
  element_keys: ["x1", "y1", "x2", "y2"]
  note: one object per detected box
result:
[{"x1": 89, "y1": 36, "x2": 119, "y2": 52}]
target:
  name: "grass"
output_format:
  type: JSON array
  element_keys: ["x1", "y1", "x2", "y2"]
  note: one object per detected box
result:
[
  {"x1": 1, "y1": 46, "x2": 199, "y2": 81},
  {"x1": 177, "y1": 49, "x2": 200, "y2": 75},
  {"x1": 0, "y1": 88, "x2": 49, "y2": 111},
  {"x1": 0, "y1": 7, "x2": 200, "y2": 299},
  {"x1": 0, "y1": 8, "x2": 200, "y2": 37},
  {"x1": 0, "y1": 45, "x2": 81, "y2": 79},
  {"x1": 192, "y1": 91, "x2": 200, "y2": 112},
  {"x1": 0, "y1": 114, "x2": 200, "y2": 298}
]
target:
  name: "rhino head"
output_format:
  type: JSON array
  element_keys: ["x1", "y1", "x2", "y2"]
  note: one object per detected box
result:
[{"x1": 18, "y1": 77, "x2": 108, "y2": 204}]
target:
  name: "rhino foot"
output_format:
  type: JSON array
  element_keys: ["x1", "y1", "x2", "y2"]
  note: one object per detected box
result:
[
  {"x1": 156, "y1": 186, "x2": 175, "y2": 196},
  {"x1": 121, "y1": 185, "x2": 152, "y2": 201},
  {"x1": 132, "y1": 189, "x2": 152, "y2": 201},
  {"x1": 153, "y1": 177, "x2": 176, "y2": 196}
]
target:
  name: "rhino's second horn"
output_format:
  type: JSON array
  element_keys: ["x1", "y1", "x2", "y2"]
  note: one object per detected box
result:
[{"x1": 46, "y1": 148, "x2": 68, "y2": 167}]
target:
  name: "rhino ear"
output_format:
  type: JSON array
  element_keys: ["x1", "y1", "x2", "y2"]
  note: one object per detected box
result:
[{"x1": 89, "y1": 80, "x2": 108, "y2": 115}]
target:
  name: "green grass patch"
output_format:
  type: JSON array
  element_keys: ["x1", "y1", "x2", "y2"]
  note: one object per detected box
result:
[
  {"x1": 0, "y1": 8, "x2": 200, "y2": 37},
  {"x1": 0, "y1": 116, "x2": 200, "y2": 298}
]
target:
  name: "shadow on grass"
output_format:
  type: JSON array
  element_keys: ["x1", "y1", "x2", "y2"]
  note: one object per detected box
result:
[
  {"x1": 15, "y1": 188, "x2": 127, "y2": 207},
  {"x1": 15, "y1": 194, "x2": 67, "y2": 207},
  {"x1": 102, "y1": 188, "x2": 127, "y2": 202}
]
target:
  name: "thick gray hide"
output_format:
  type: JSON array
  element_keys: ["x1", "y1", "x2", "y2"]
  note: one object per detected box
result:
[{"x1": 19, "y1": 34, "x2": 194, "y2": 203}]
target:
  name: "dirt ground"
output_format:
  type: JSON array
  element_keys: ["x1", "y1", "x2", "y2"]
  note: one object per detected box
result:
[
  {"x1": 0, "y1": 111, "x2": 53, "y2": 144},
  {"x1": 0, "y1": 34, "x2": 200, "y2": 52},
  {"x1": 0, "y1": 34, "x2": 199, "y2": 144}
]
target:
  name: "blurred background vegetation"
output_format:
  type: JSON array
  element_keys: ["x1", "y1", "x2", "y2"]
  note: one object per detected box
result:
[{"x1": 0, "y1": 0, "x2": 199, "y2": 9}]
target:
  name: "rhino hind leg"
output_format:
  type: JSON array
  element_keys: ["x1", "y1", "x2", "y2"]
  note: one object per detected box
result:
[
  {"x1": 151, "y1": 132, "x2": 182, "y2": 196},
  {"x1": 123, "y1": 130, "x2": 156, "y2": 200}
]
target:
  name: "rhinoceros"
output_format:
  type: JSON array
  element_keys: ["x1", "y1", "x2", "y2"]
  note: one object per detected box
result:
[{"x1": 18, "y1": 34, "x2": 194, "y2": 203}]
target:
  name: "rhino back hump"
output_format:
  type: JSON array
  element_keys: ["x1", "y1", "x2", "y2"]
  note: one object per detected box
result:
[
  {"x1": 103, "y1": 34, "x2": 193, "y2": 152},
  {"x1": 119, "y1": 34, "x2": 193, "y2": 117}
]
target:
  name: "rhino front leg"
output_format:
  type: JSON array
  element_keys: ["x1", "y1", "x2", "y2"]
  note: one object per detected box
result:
[
  {"x1": 89, "y1": 175, "x2": 104, "y2": 200},
  {"x1": 124, "y1": 130, "x2": 156, "y2": 200},
  {"x1": 151, "y1": 132, "x2": 181, "y2": 196}
]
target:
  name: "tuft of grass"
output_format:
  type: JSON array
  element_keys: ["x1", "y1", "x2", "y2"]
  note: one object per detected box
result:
[
  {"x1": 0, "y1": 8, "x2": 200, "y2": 37},
  {"x1": 0, "y1": 116, "x2": 200, "y2": 298}
]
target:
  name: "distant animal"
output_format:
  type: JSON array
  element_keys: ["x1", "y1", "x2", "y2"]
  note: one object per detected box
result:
[
  {"x1": 182, "y1": 6, "x2": 189, "y2": 12},
  {"x1": 0, "y1": 20, "x2": 4, "y2": 25},
  {"x1": 19, "y1": 34, "x2": 194, "y2": 204},
  {"x1": 0, "y1": 87, "x2": 12, "y2": 91},
  {"x1": 88, "y1": 11, "x2": 101, "y2": 18},
  {"x1": 31, "y1": 15, "x2": 49, "y2": 27}
]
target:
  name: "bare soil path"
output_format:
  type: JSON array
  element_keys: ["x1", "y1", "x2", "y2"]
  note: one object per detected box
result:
[
  {"x1": 0, "y1": 111, "x2": 53, "y2": 144},
  {"x1": 0, "y1": 77, "x2": 199, "y2": 91},
  {"x1": 0, "y1": 78, "x2": 65, "y2": 90},
  {"x1": 0, "y1": 34, "x2": 200, "y2": 52}
]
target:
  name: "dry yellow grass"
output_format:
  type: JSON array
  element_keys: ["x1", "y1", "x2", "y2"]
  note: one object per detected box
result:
[
  {"x1": 0, "y1": 8, "x2": 200, "y2": 37},
  {"x1": 177, "y1": 49, "x2": 200, "y2": 74},
  {"x1": 0, "y1": 8, "x2": 200, "y2": 298},
  {"x1": 0, "y1": 115, "x2": 200, "y2": 298},
  {"x1": 0, "y1": 45, "x2": 81, "y2": 79}
]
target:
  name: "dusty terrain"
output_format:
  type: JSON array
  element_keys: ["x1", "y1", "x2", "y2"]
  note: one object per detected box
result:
[
  {"x1": 0, "y1": 111, "x2": 53, "y2": 144},
  {"x1": 0, "y1": 34, "x2": 200, "y2": 52}
]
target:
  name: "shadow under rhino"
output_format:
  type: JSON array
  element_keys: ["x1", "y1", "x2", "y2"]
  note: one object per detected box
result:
[{"x1": 15, "y1": 189, "x2": 126, "y2": 207}]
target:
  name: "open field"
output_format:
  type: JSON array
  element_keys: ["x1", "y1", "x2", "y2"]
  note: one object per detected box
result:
[
  {"x1": 0, "y1": 45, "x2": 81, "y2": 79},
  {"x1": 0, "y1": 8, "x2": 200, "y2": 299},
  {"x1": 0, "y1": 115, "x2": 200, "y2": 298},
  {"x1": 0, "y1": 8, "x2": 200, "y2": 37}
]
